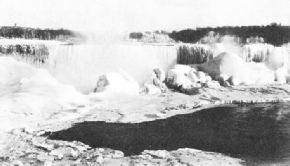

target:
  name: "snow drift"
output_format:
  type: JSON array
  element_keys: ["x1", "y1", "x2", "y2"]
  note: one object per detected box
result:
[{"x1": 0, "y1": 57, "x2": 89, "y2": 119}]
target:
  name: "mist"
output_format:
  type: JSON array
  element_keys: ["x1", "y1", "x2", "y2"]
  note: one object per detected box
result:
[{"x1": 49, "y1": 44, "x2": 177, "y2": 93}]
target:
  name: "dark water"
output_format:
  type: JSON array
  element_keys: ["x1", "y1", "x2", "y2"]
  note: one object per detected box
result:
[{"x1": 48, "y1": 103, "x2": 290, "y2": 165}]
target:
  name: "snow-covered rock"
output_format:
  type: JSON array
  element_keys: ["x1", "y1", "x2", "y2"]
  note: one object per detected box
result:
[
  {"x1": 188, "y1": 72, "x2": 199, "y2": 83},
  {"x1": 49, "y1": 147, "x2": 78, "y2": 159},
  {"x1": 142, "y1": 84, "x2": 161, "y2": 95},
  {"x1": 167, "y1": 70, "x2": 192, "y2": 88},
  {"x1": 166, "y1": 69, "x2": 184, "y2": 86},
  {"x1": 205, "y1": 76, "x2": 212, "y2": 83},
  {"x1": 94, "y1": 71, "x2": 139, "y2": 95},
  {"x1": 189, "y1": 68, "x2": 197, "y2": 74},
  {"x1": 205, "y1": 81, "x2": 221, "y2": 88},
  {"x1": 197, "y1": 71, "x2": 206, "y2": 83},
  {"x1": 223, "y1": 81, "x2": 231, "y2": 87},
  {"x1": 228, "y1": 76, "x2": 240, "y2": 86},
  {"x1": 172, "y1": 64, "x2": 192, "y2": 75},
  {"x1": 153, "y1": 68, "x2": 166, "y2": 82},
  {"x1": 142, "y1": 68, "x2": 168, "y2": 94}
]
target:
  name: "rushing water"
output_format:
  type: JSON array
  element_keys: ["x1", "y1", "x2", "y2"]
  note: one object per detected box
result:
[{"x1": 48, "y1": 103, "x2": 290, "y2": 165}]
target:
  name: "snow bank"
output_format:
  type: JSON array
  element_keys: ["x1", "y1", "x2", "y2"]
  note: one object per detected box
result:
[{"x1": 0, "y1": 57, "x2": 89, "y2": 117}]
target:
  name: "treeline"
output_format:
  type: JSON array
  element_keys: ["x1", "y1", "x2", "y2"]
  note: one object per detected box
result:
[
  {"x1": 129, "y1": 32, "x2": 143, "y2": 39},
  {"x1": 0, "y1": 26, "x2": 85, "y2": 41},
  {"x1": 129, "y1": 30, "x2": 170, "y2": 39},
  {"x1": 169, "y1": 23, "x2": 290, "y2": 46},
  {"x1": 128, "y1": 30, "x2": 174, "y2": 43}
]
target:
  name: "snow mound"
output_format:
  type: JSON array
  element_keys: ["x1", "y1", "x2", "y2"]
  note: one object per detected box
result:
[
  {"x1": 0, "y1": 57, "x2": 89, "y2": 117},
  {"x1": 198, "y1": 52, "x2": 275, "y2": 85},
  {"x1": 94, "y1": 70, "x2": 140, "y2": 95}
]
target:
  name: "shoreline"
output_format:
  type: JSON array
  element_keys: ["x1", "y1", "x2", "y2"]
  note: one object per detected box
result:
[{"x1": 1, "y1": 83, "x2": 290, "y2": 165}]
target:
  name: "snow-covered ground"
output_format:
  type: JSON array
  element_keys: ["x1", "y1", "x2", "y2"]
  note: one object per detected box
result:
[
  {"x1": 1, "y1": 55, "x2": 290, "y2": 165},
  {"x1": 0, "y1": 57, "x2": 90, "y2": 130},
  {"x1": 1, "y1": 40, "x2": 290, "y2": 165}
]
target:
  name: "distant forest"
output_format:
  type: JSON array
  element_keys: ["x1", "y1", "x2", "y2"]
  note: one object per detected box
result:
[
  {"x1": 169, "y1": 23, "x2": 290, "y2": 46},
  {"x1": 0, "y1": 26, "x2": 84, "y2": 41}
]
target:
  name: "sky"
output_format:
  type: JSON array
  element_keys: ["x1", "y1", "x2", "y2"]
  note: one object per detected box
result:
[{"x1": 0, "y1": 0, "x2": 290, "y2": 34}]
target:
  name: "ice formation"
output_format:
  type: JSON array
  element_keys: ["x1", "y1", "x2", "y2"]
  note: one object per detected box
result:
[
  {"x1": 0, "y1": 39, "x2": 61, "y2": 66},
  {"x1": 176, "y1": 43, "x2": 225, "y2": 65},
  {"x1": 0, "y1": 56, "x2": 89, "y2": 129},
  {"x1": 142, "y1": 68, "x2": 168, "y2": 94},
  {"x1": 165, "y1": 64, "x2": 221, "y2": 94},
  {"x1": 242, "y1": 44, "x2": 274, "y2": 62},
  {"x1": 1, "y1": 39, "x2": 290, "y2": 97},
  {"x1": 197, "y1": 52, "x2": 275, "y2": 85}
]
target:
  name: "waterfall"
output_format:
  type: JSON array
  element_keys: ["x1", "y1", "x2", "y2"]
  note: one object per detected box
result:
[
  {"x1": 241, "y1": 44, "x2": 274, "y2": 62},
  {"x1": 47, "y1": 43, "x2": 177, "y2": 93},
  {"x1": 241, "y1": 44, "x2": 290, "y2": 73},
  {"x1": 176, "y1": 43, "x2": 225, "y2": 64},
  {"x1": 0, "y1": 40, "x2": 178, "y2": 93},
  {"x1": 176, "y1": 43, "x2": 290, "y2": 74},
  {"x1": 2, "y1": 39, "x2": 290, "y2": 93}
]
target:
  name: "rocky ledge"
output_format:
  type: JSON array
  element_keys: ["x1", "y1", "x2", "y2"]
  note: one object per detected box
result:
[{"x1": 0, "y1": 129, "x2": 244, "y2": 166}]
